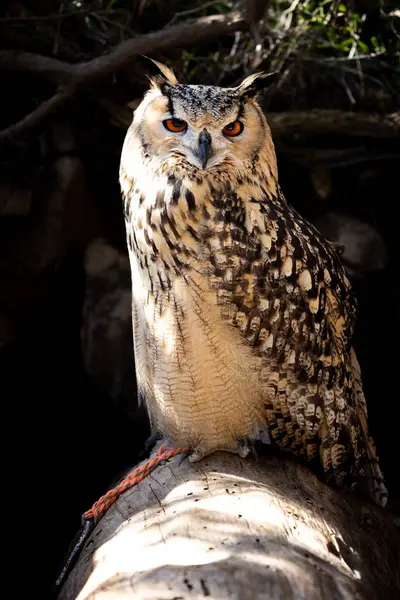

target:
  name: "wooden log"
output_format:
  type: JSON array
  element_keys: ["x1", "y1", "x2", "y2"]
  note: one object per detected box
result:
[{"x1": 58, "y1": 450, "x2": 400, "y2": 600}]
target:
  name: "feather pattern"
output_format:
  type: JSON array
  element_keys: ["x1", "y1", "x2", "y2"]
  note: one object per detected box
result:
[{"x1": 120, "y1": 66, "x2": 387, "y2": 507}]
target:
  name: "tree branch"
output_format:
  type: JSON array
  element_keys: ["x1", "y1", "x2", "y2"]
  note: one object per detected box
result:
[
  {"x1": 0, "y1": 50, "x2": 76, "y2": 83},
  {"x1": 74, "y1": 11, "x2": 245, "y2": 81},
  {"x1": 1, "y1": 11, "x2": 397, "y2": 143},
  {"x1": 0, "y1": 8, "x2": 122, "y2": 23},
  {"x1": 268, "y1": 109, "x2": 400, "y2": 139},
  {"x1": 0, "y1": 86, "x2": 79, "y2": 140},
  {"x1": 0, "y1": 11, "x2": 247, "y2": 140}
]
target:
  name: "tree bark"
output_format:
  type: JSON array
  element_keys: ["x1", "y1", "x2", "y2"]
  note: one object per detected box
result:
[
  {"x1": 58, "y1": 450, "x2": 400, "y2": 600},
  {"x1": 268, "y1": 109, "x2": 400, "y2": 140}
]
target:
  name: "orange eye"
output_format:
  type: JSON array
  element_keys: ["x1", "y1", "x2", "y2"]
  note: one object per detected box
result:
[
  {"x1": 223, "y1": 120, "x2": 244, "y2": 137},
  {"x1": 163, "y1": 118, "x2": 187, "y2": 133}
]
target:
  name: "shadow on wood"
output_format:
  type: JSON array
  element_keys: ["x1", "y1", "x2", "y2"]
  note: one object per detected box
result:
[{"x1": 59, "y1": 450, "x2": 399, "y2": 600}]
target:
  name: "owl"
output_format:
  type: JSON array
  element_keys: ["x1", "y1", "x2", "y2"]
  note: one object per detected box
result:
[{"x1": 119, "y1": 60, "x2": 387, "y2": 507}]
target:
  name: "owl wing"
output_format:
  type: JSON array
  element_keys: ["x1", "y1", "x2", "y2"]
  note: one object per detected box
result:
[
  {"x1": 350, "y1": 348, "x2": 388, "y2": 506},
  {"x1": 223, "y1": 192, "x2": 386, "y2": 502}
]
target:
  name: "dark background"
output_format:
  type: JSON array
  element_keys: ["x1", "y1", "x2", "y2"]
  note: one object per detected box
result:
[{"x1": 0, "y1": 1, "x2": 399, "y2": 596}]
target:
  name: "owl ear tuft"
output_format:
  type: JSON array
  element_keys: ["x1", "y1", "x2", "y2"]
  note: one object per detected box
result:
[
  {"x1": 144, "y1": 56, "x2": 178, "y2": 93},
  {"x1": 237, "y1": 71, "x2": 277, "y2": 99}
]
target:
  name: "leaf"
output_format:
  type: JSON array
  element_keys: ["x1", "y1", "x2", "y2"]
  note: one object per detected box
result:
[
  {"x1": 357, "y1": 40, "x2": 369, "y2": 53},
  {"x1": 339, "y1": 37, "x2": 355, "y2": 51}
]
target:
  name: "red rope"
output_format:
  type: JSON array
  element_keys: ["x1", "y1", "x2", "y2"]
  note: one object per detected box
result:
[{"x1": 82, "y1": 443, "x2": 191, "y2": 521}]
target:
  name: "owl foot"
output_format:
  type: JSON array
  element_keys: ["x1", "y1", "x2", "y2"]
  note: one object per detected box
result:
[
  {"x1": 188, "y1": 440, "x2": 251, "y2": 463},
  {"x1": 177, "y1": 450, "x2": 193, "y2": 466},
  {"x1": 252, "y1": 423, "x2": 272, "y2": 446},
  {"x1": 145, "y1": 432, "x2": 163, "y2": 451}
]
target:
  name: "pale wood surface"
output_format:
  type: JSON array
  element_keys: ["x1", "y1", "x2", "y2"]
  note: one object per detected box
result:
[{"x1": 59, "y1": 450, "x2": 400, "y2": 600}]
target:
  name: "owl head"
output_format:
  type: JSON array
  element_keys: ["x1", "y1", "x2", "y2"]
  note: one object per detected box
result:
[{"x1": 127, "y1": 59, "x2": 277, "y2": 178}]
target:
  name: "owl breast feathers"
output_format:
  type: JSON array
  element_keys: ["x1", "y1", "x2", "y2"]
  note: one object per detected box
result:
[{"x1": 119, "y1": 59, "x2": 387, "y2": 507}]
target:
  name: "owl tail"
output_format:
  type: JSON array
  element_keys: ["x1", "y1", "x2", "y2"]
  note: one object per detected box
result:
[{"x1": 351, "y1": 348, "x2": 388, "y2": 508}]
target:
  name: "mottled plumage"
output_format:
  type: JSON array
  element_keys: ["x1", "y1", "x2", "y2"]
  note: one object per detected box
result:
[{"x1": 120, "y1": 61, "x2": 387, "y2": 506}]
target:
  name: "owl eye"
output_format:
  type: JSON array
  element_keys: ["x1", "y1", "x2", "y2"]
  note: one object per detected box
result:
[
  {"x1": 223, "y1": 121, "x2": 244, "y2": 137},
  {"x1": 163, "y1": 118, "x2": 188, "y2": 133}
]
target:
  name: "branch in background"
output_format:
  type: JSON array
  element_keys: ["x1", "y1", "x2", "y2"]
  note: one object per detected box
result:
[
  {"x1": 0, "y1": 50, "x2": 76, "y2": 83},
  {"x1": 0, "y1": 4, "x2": 137, "y2": 40},
  {"x1": 0, "y1": 8, "x2": 123, "y2": 23},
  {"x1": 166, "y1": 0, "x2": 223, "y2": 26},
  {"x1": 0, "y1": 87, "x2": 78, "y2": 140},
  {"x1": 268, "y1": 109, "x2": 400, "y2": 140},
  {"x1": 73, "y1": 11, "x2": 245, "y2": 81},
  {"x1": 1, "y1": 10, "x2": 397, "y2": 142},
  {"x1": 0, "y1": 11, "x2": 246, "y2": 140}
]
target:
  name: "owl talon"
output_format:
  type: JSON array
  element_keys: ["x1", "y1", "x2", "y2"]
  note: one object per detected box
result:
[
  {"x1": 145, "y1": 432, "x2": 163, "y2": 450},
  {"x1": 177, "y1": 450, "x2": 193, "y2": 466},
  {"x1": 237, "y1": 443, "x2": 251, "y2": 458},
  {"x1": 188, "y1": 443, "x2": 250, "y2": 463},
  {"x1": 140, "y1": 433, "x2": 163, "y2": 459}
]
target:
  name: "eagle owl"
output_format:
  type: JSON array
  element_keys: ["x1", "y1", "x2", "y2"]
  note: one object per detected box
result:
[{"x1": 120, "y1": 60, "x2": 387, "y2": 507}]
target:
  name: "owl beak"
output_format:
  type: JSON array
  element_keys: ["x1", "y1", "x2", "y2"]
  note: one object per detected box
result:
[{"x1": 198, "y1": 129, "x2": 212, "y2": 169}]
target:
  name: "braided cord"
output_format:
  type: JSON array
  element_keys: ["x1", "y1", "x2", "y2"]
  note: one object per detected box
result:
[{"x1": 82, "y1": 444, "x2": 191, "y2": 521}]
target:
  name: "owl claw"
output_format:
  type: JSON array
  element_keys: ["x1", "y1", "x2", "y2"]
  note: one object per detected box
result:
[
  {"x1": 188, "y1": 442, "x2": 251, "y2": 463},
  {"x1": 177, "y1": 450, "x2": 193, "y2": 466},
  {"x1": 144, "y1": 432, "x2": 163, "y2": 452},
  {"x1": 188, "y1": 448, "x2": 206, "y2": 463},
  {"x1": 237, "y1": 443, "x2": 251, "y2": 458}
]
